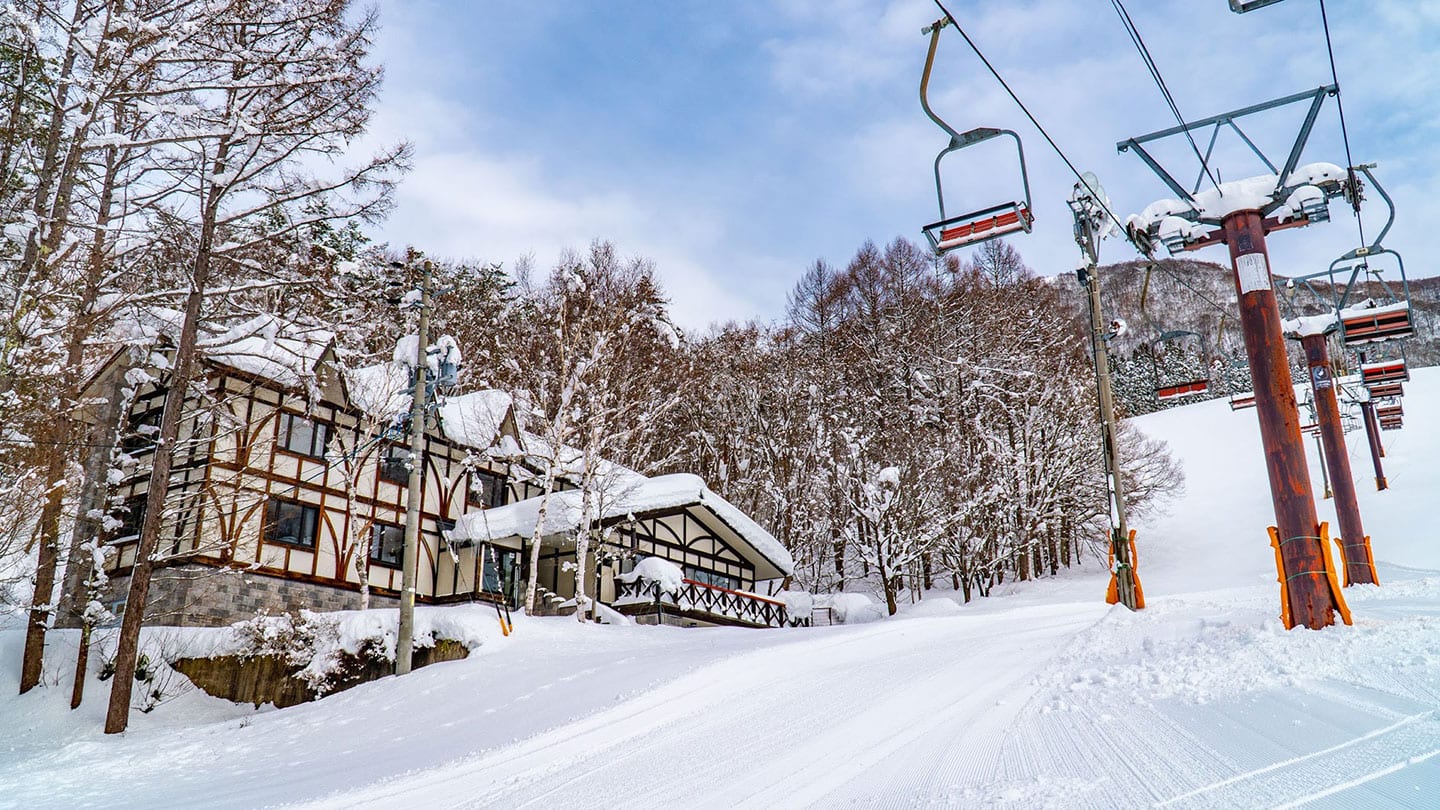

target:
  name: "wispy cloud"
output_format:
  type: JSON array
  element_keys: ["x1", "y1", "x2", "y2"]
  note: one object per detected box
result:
[{"x1": 363, "y1": 0, "x2": 1440, "y2": 329}]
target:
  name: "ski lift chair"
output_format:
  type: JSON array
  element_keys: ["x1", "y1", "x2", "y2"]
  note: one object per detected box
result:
[
  {"x1": 1229, "y1": 391, "x2": 1257, "y2": 410},
  {"x1": 1150, "y1": 330, "x2": 1210, "y2": 402},
  {"x1": 1328, "y1": 166, "x2": 1416, "y2": 346},
  {"x1": 918, "y1": 18, "x2": 1033, "y2": 255},
  {"x1": 1359, "y1": 357, "x2": 1409, "y2": 386},
  {"x1": 1366, "y1": 380, "x2": 1404, "y2": 399},
  {"x1": 1376, "y1": 402, "x2": 1404, "y2": 421},
  {"x1": 1300, "y1": 421, "x2": 1322, "y2": 437},
  {"x1": 1379, "y1": 414, "x2": 1404, "y2": 431}
]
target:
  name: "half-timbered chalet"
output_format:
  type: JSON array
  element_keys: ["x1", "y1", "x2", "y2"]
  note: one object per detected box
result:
[{"x1": 70, "y1": 315, "x2": 793, "y2": 629}]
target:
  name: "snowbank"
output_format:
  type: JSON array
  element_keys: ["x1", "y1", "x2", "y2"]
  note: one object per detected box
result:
[{"x1": 616, "y1": 557, "x2": 686, "y2": 595}]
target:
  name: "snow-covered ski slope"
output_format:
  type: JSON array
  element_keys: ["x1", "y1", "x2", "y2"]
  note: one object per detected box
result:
[{"x1": 2, "y1": 369, "x2": 1438, "y2": 809}]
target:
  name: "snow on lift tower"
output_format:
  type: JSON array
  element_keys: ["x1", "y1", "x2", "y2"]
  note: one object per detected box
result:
[
  {"x1": 1326, "y1": 165, "x2": 1416, "y2": 346},
  {"x1": 918, "y1": 17, "x2": 1033, "y2": 255},
  {"x1": 1149, "y1": 329, "x2": 1211, "y2": 401}
]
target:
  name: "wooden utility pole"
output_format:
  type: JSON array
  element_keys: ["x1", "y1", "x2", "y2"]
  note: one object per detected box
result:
[
  {"x1": 1070, "y1": 174, "x2": 1141, "y2": 610},
  {"x1": 396, "y1": 260, "x2": 432, "y2": 676}
]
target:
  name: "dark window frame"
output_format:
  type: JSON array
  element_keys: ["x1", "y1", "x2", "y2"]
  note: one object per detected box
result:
[
  {"x1": 263, "y1": 498, "x2": 320, "y2": 550},
  {"x1": 121, "y1": 408, "x2": 163, "y2": 456},
  {"x1": 110, "y1": 495, "x2": 149, "y2": 545},
  {"x1": 276, "y1": 411, "x2": 330, "y2": 459},
  {"x1": 369, "y1": 522, "x2": 405, "y2": 568},
  {"x1": 466, "y1": 470, "x2": 506, "y2": 509},
  {"x1": 378, "y1": 444, "x2": 412, "y2": 485},
  {"x1": 684, "y1": 565, "x2": 739, "y2": 592}
]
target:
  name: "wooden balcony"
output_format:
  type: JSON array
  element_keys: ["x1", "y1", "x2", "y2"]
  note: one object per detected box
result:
[{"x1": 613, "y1": 577, "x2": 788, "y2": 629}]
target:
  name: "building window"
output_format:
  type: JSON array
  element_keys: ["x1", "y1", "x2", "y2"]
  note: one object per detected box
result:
[
  {"x1": 685, "y1": 566, "x2": 738, "y2": 591},
  {"x1": 467, "y1": 471, "x2": 506, "y2": 508},
  {"x1": 264, "y1": 499, "x2": 319, "y2": 549},
  {"x1": 369, "y1": 523, "x2": 405, "y2": 568},
  {"x1": 435, "y1": 519, "x2": 456, "y2": 543},
  {"x1": 111, "y1": 495, "x2": 148, "y2": 544},
  {"x1": 378, "y1": 444, "x2": 411, "y2": 484},
  {"x1": 277, "y1": 412, "x2": 329, "y2": 458},
  {"x1": 121, "y1": 409, "x2": 162, "y2": 455},
  {"x1": 481, "y1": 544, "x2": 521, "y2": 606}
]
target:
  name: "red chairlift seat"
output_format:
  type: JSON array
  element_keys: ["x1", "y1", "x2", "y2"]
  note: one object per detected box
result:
[
  {"x1": 1376, "y1": 403, "x2": 1404, "y2": 420},
  {"x1": 1360, "y1": 359, "x2": 1409, "y2": 385},
  {"x1": 1339, "y1": 301, "x2": 1414, "y2": 345},
  {"x1": 1156, "y1": 379, "x2": 1209, "y2": 400},
  {"x1": 926, "y1": 202, "x2": 1033, "y2": 253},
  {"x1": 1300, "y1": 421, "x2": 1321, "y2": 436},
  {"x1": 1229, "y1": 391, "x2": 1257, "y2": 410},
  {"x1": 1366, "y1": 380, "x2": 1404, "y2": 399},
  {"x1": 1379, "y1": 416, "x2": 1404, "y2": 431}
]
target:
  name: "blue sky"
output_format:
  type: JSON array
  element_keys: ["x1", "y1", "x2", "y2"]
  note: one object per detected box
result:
[{"x1": 366, "y1": 1, "x2": 1440, "y2": 329}]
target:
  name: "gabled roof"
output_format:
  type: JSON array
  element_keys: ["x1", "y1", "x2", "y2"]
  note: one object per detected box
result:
[
  {"x1": 82, "y1": 309, "x2": 335, "y2": 401},
  {"x1": 450, "y1": 473, "x2": 795, "y2": 579},
  {"x1": 439, "y1": 390, "x2": 516, "y2": 451},
  {"x1": 199, "y1": 315, "x2": 334, "y2": 389},
  {"x1": 343, "y1": 361, "x2": 412, "y2": 422}
]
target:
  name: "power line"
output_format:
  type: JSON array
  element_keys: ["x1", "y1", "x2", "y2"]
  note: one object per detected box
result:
[
  {"x1": 1108, "y1": 0, "x2": 1223, "y2": 195},
  {"x1": 1318, "y1": 0, "x2": 1365, "y2": 247}
]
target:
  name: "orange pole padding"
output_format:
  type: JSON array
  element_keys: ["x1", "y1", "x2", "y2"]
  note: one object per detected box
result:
[
  {"x1": 1268, "y1": 526, "x2": 1293, "y2": 629},
  {"x1": 1104, "y1": 529, "x2": 1145, "y2": 609},
  {"x1": 1331, "y1": 532, "x2": 1381, "y2": 589},
  {"x1": 1128, "y1": 529, "x2": 1146, "y2": 609},
  {"x1": 1317, "y1": 523, "x2": 1354, "y2": 626},
  {"x1": 1105, "y1": 533, "x2": 1117, "y2": 602},
  {"x1": 1362, "y1": 535, "x2": 1379, "y2": 587}
]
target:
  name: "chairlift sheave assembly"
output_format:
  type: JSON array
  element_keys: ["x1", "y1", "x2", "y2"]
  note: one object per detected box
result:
[{"x1": 918, "y1": 17, "x2": 1034, "y2": 255}]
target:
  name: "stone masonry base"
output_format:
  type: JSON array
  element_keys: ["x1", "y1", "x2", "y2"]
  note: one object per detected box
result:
[{"x1": 60, "y1": 565, "x2": 399, "y2": 628}]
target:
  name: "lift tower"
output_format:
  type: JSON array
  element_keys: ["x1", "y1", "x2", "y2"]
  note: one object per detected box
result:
[{"x1": 1121, "y1": 86, "x2": 1352, "y2": 630}]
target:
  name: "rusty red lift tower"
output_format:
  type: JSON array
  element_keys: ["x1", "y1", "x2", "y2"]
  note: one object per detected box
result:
[{"x1": 1119, "y1": 86, "x2": 1352, "y2": 630}]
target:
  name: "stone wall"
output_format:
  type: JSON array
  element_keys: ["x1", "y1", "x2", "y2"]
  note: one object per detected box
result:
[
  {"x1": 173, "y1": 639, "x2": 470, "y2": 708},
  {"x1": 59, "y1": 565, "x2": 399, "y2": 628}
]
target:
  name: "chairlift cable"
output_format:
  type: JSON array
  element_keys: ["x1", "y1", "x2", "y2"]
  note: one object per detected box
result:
[
  {"x1": 1108, "y1": 0, "x2": 1223, "y2": 195},
  {"x1": 1318, "y1": 0, "x2": 1365, "y2": 247}
]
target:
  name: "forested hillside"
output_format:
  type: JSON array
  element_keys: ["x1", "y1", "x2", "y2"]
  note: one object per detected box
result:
[{"x1": 1053, "y1": 259, "x2": 1440, "y2": 416}]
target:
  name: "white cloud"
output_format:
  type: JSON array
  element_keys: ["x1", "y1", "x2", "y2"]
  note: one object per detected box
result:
[{"x1": 358, "y1": 0, "x2": 1440, "y2": 331}]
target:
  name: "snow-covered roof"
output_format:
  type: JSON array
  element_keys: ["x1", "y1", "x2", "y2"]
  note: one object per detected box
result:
[
  {"x1": 450, "y1": 473, "x2": 795, "y2": 578},
  {"x1": 200, "y1": 315, "x2": 333, "y2": 388},
  {"x1": 439, "y1": 390, "x2": 514, "y2": 450},
  {"x1": 105, "y1": 308, "x2": 333, "y2": 390},
  {"x1": 345, "y1": 361, "x2": 412, "y2": 421}
]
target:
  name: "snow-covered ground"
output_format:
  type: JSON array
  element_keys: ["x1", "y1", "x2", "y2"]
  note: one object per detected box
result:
[{"x1": 2, "y1": 369, "x2": 1438, "y2": 808}]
